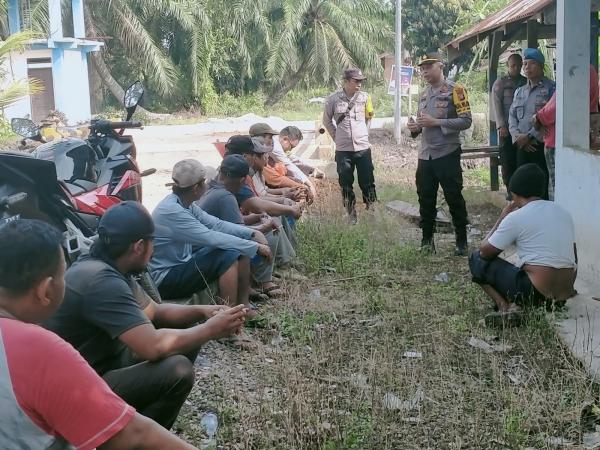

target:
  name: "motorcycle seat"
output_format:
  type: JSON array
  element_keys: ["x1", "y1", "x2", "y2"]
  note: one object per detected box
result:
[{"x1": 64, "y1": 182, "x2": 85, "y2": 196}]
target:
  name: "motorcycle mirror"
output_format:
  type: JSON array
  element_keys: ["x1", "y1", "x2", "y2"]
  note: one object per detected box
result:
[
  {"x1": 124, "y1": 81, "x2": 144, "y2": 110},
  {"x1": 11, "y1": 118, "x2": 40, "y2": 139}
]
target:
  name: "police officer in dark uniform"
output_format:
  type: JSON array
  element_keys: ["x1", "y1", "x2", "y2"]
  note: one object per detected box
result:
[
  {"x1": 407, "y1": 52, "x2": 472, "y2": 255},
  {"x1": 491, "y1": 53, "x2": 526, "y2": 192}
]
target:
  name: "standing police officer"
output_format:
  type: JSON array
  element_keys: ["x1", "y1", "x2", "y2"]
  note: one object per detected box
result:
[
  {"x1": 323, "y1": 68, "x2": 377, "y2": 223},
  {"x1": 491, "y1": 53, "x2": 526, "y2": 193},
  {"x1": 508, "y1": 48, "x2": 554, "y2": 200},
  {"x1": 407, "y1": 52, "x2": 472, "y2": 256}
]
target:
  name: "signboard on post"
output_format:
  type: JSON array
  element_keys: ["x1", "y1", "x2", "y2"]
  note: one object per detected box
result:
[{"x1": 388, "y1": 65, "x2": 414, "y2": 96}]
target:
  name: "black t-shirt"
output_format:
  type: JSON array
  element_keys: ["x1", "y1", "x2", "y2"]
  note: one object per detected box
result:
[
  {"x1": 43, "y1": 256, "x2": 151, "y2": 375},
  {"x1": 197, "y1": 179, "x2": 245, "y2": 224}
]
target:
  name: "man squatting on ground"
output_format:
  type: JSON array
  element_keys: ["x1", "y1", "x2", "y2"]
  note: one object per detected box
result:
[
  {"x1": 323, "y1": 68, "x2": 377, "y2": 223},
  {"x1": 407, "y1": 52, "x2": 472, "y2": 256},
  {"x1": 0, "y1": 219, "x2": 197, "y2": 449},
  {"x1": 469, "y1": 164, "x2": 577, "y2": 318}
]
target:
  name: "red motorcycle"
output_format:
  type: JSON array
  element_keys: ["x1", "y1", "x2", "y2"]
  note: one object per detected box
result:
[{"x1": 10, "y1": 81, "x2": 154, "y2": 227}]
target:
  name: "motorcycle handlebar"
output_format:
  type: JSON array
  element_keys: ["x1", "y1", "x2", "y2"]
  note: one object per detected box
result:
[
  {"x1": 108, "y1": 121, "x2": 143, "y2": 129},
  {"x1": 90, "y1": 120, "x2": 143, "y2": 133}
]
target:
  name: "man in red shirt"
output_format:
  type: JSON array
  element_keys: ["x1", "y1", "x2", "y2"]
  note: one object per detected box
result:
[
  {"x1": 533, "y1": 64, "x2": 599, "y2": 200},
  {"x1": 0, "y1": 219, "x2": 195, "y2": 449}
]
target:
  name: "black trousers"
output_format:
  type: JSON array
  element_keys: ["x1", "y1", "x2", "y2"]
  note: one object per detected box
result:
[
  {"x1": 102, "y1": 347, "x2": 198, "y2": 429},
  {"x1": 335, "y1": 149, "x2": 377, "y2": 210},
  {"x1": 499, "y1": 135, "x2": 517, "y2": 188},
  {"x1": 516, "y1": 141, "x2": 549, "y2": 200},
  {"x1": 469, "y1": 251, "x2": 546, "y2": 307},
  {"x1": 416, "y1": 149, "x2": 468, "y2": 236}
]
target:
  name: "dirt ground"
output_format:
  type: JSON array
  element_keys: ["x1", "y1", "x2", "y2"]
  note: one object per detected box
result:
[{"x1": 150, "y1": 130, "x2": 597, "y2": 449}]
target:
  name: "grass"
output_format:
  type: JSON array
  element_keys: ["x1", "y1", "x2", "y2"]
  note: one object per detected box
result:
[{"x1": 174, "y1": 164, "x2": 597, "y2": 449}]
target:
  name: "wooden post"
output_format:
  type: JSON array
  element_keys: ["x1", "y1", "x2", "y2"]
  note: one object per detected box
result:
[
  {"x1": 591, "y1": 12, "x2": 599, "y2": 70},
  {"x1": 488, "y1": 31, "x2": 502, "y2": 191},
  {"x1": 526, "y1": 20, "x2": 538, "y2": 48}
]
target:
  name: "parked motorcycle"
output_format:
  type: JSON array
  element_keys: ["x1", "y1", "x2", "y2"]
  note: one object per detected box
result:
[{"x1": 11, "y1": 81, "x2": 155, "y2": 224}]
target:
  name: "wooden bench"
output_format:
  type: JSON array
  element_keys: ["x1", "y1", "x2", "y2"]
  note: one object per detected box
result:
[{"x1": 461, "y1": 146, "x2": 500, "y2": 191}]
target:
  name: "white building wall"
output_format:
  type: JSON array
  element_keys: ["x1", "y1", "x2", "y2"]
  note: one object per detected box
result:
[
  {"x1": 556, "y1": 148, "x2": 600, "y2": 290},
  {"x1": 555, "y1": 0, "x2": 600, "y2": 292},
  {"x1": 2, "y1": 48, "x2": 52, "y2": 120}
]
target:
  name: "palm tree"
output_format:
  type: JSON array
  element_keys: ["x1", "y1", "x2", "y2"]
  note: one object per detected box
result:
[
  {"x1": 0, "y1": 31, "x2": 43, "y2": 111},
  {"x1": 265, "y1": 0, "x2": 392, "y2": 106}
]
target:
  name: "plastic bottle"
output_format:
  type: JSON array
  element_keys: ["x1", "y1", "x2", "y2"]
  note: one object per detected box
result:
[{"x1": 199, "y1": 412, "x2": 218, "y2": 450}]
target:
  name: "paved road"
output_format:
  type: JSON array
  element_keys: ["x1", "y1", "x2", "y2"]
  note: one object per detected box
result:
[{"x1": 132, "y1": 115, "x2": 396, "y2": 211}]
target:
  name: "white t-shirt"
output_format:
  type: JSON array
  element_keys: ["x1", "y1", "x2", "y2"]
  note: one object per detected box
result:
[{"x1": 488, "y1": 200, "x2": 576, "y2": 269}]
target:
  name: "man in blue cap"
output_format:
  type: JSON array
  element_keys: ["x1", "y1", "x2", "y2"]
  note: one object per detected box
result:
[{"x1": 508, "y1": 48, "x2": 554, "y2": 199}]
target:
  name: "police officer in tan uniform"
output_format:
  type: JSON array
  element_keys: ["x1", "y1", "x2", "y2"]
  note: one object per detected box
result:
[
  {"x1": 491, "y1": 53, "x2": 526, "y2": 192},
  {"x1": 323, "y1": 68, "x2": 376, "y2": 223},
  {"x1": 407, "y1": 52, "x2": 472, "y2": 255},
  {"x1": 508, "y1": 48, "x2": 554, "y2": 200}
]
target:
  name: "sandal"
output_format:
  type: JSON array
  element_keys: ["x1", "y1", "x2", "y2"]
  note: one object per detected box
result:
[
  {"x1": 249, "y1": 289, "x2": 269, "y2": 303},
  {"x1": 260, "y1": 284, "x2": 284, "y2": 298}
]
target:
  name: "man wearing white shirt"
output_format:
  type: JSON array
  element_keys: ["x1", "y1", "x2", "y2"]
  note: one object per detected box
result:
[{"x1": 470, "y1": 164, "x2": 577, "y2": 319}]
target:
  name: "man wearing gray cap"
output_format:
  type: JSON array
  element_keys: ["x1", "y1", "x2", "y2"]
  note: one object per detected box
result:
[
  {"x1": 323, "y1": 68, "x2": 377, "y2": 223},
  {"x1": 508, "y1": 47, "x2": 554, "y2": 199},
  {"x1": 149, "y1": 159, "x2": 272, "y2": 317}
]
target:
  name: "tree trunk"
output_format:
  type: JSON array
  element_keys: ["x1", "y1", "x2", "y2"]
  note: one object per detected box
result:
[
  {"x1": 89, "y1": 52, "x2": 168, "y2": 120},
  {"x1": 264, "y1": 59, "x2": 309, "y2": 107}
]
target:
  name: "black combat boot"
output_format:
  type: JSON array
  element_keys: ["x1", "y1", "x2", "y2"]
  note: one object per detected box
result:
[
  {"x1": 454, "y1": 227, "x2": 468, "y2": 256},
  {"x1": 420, "y1": 233, "x2": 436, "y2": 254}
]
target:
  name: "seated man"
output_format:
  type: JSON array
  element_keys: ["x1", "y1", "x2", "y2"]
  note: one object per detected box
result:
[
  {"x1": 150, "y1": 158, "x2": 272, "y2": 313},
  {"x1": 250, "y1": 123, "x2": 318, "y2": 197},
  {"x1": 1, "y1": 219, "x2": 195, "y2": 449},
  {"x1": 198, "y1": 154, "x2": 296, "y2": 297},
  {"x1": 224, "y1": 135, "x2": 302, "y2": 229},
  {"x1": 45, "y1": 202, "x2": 247, "y2": 430},
  {"x1": 279, "y1": 126, "x2": 324, "y2": 179},
  {"x1": 469, "y1": 164, "x2": 577, "y2": 319}
]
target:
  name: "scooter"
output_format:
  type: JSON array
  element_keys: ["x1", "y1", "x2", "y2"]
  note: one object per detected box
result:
[{"x1": 10, "y1": 81, "x2": 155, "y2": 226}]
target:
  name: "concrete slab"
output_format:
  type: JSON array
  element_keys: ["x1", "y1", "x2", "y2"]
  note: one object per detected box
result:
[
  {"x1": 558, "y1": 280, "x2": 600, "y2": 381},
  {"x1": 386, "y1": 200, "x2": 452, "y2": 231}
]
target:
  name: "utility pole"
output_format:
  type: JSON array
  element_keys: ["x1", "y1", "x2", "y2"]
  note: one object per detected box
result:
[{"x1": 394, "y1": 0, "x2": 402, "y2": 144}]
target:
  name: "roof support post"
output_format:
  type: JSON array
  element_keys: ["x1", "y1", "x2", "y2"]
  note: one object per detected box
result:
[
  {"x1": 591, "y1": 12, "x2": 599, "y2": 70},
  {"x1": 526, "y1": 19, "x2": 538, "y2": 48},
  {"x1": 488, "y1": 30, "x2": 502, "y2": 147}
]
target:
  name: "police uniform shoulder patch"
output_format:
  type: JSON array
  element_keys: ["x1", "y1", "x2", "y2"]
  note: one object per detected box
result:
[{"x1": 452, "y1": 83, "x2": 471, "y2": 115}]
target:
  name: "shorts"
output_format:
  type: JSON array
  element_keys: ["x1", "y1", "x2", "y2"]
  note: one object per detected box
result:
[
  {"x1": 158, "y1": 247, "x2": 241, "y2": 299},
  {"x1": 469, "y1": 251, "x2": 546, "y2": 307}
]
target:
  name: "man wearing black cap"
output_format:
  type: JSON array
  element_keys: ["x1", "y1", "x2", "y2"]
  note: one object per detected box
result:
[
  {"x1": 508, "y1": 48, "x2": 554, "y2": 199},
  {"x1": 407, "y1": 51, "x2": 472, "y2": 255},
  {"x1": 469, "y1": 164, "x2": 577, "y2": 321},
  {"x1": 45, "y1": 201, "x2": 247, "y2": 429},
  {"x1": 323, "y1": 67, "x2": 377, "y2": 223}
]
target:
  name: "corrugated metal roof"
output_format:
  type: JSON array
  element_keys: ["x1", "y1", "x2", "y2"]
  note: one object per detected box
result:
[{"x1": 447, "y1": 0, "x2": 553, "y2": 49}]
